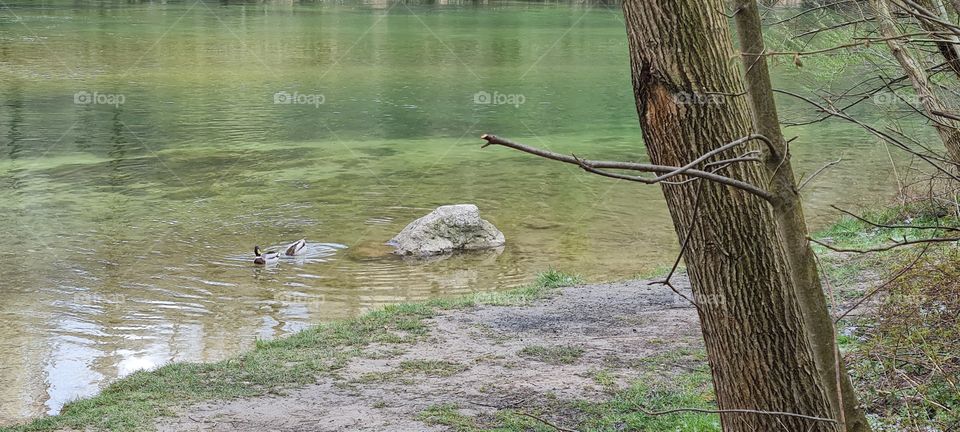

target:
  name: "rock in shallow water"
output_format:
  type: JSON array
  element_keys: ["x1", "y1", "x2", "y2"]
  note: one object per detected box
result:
[{"x1": 387, "y1": 204, "x2": 505, "y2": 256}]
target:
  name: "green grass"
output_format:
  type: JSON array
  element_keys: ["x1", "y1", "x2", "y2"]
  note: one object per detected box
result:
[
  {"x1": 518, "y1": 345, "x2": 584, "y2": 365},
  {"x1": 356, "y1": 359, "x2": 469, "y2": 383},
  {"x1": 419, "y1": 370, "x2": 719, "y2": 432},
  {"x1": 534, "y1": 268, "x2": 583, "y2": 289},
  {"x1": 3, "y1": 270, "x2": 580, "y2": 432},
  {"x1": 811, "y1": 204, "x2": 959, "y2": 286},
  {"x1": 419, "y1": 404, "x2": 480, "y2": 431},
  {"x1": 634, "y1": 264, "x2": 680, "y2": 280},
  {"x1": 591, "y1": 369, "x2": 617, "y2": 393},
  {"x1": 812, "y1": 204, "x2": 958, "y2": 250},
  {"x1": 399, "y1": 359, "x2": 468, "y2": 376}
]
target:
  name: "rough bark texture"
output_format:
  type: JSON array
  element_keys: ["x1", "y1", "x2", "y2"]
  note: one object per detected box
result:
[
  {"x1": 621, "y1": 1, "x2": 839, "y2": 430},
  {"x1": 733, "y1": 2, "x2": 872, "y2": 431},
  {"x1": 873, "y1": 0, "x2": 960, "y2": 166}
]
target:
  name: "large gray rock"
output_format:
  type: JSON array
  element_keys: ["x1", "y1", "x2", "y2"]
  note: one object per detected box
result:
[{"x1": 388, "y1": 204, "x2": 505, "y2": 256}]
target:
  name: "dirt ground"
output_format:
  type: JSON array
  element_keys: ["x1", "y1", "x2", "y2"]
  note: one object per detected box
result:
[{"x1": 156, "y1": 277, "x2": 705, "y2": 432}]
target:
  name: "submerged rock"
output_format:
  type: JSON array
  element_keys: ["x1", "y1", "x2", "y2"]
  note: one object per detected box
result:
[{"x1": 388, "y1": 204, "x2": 505, "y2": 256}]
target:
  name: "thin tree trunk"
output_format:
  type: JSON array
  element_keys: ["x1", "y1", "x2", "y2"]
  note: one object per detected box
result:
[
  {"x1": 917, "y1": 0, "x2": 960, "y2": 79},
  {"x1": 733, "y1": 2, "x2": 872, "y2": 431},
  {"x1": 621, "y1": 1, "x2": 840, "y2": 430},
  {"x1": 872, "y1": 0, "x2": 960, "y2": 165}
]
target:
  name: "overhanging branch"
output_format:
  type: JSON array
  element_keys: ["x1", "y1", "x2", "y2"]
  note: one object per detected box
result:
[{"x1": 480, "y1": 134, "x2": 773, "y2": 201}]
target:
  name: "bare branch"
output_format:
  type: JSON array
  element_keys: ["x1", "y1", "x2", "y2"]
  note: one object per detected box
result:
[
  {"x1": 634, "y1": 404, "x2": 838, "y2": 424},
  {"x1": 833, "y1": 244, "x2": 929, "y2": 323},
  {"x1": 766, "y1": 0, "x2": 857, "y2": 26},
  {"x1": 829, "y1": 205, "x2": 960, "y2": 232},
  {"x1": 808, "y1": 236, "x2": 959, "y2": 253},
  {"x1": 794, "y1": 17, "x2": 873, "y2": 38},
  {"x1": 517, "y1": 413, "x2": 579, "y2": 432},
  {"x1": 932, "y1": 110, "x2": 960, "y2": 121},
  {"x1": 649, "y1": 181, "x2": 708, "y2": 313},
  {"x1": 798, "y1": 158, "x2": 843, "y2": 191},
  {"x1": 773, "y1": 89, "x2": 960, "y2": 181},
  {"x1": 480, "y1": 134, "x2": 774, "y2": 201}
]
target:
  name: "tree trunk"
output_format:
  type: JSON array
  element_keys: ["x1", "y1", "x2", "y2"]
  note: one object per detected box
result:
[
  {"x1": 916, "y1": 0, "x2": 960, "y2": 80},
  {"x1": 733, "y1": 2, "x2": 872, "y2": 431},
  {"x1": 872, "y1": 0, "x2": 960, "y2": 166},
  {"x1": 621, "y1": 1, "x2": 841, "y2": 430}
]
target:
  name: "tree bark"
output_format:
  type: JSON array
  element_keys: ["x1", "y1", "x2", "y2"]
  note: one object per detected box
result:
[
  {"x1": 621, "y1": 1, "x2": 841, "y2": 430},
  {"x1": 872, "y1": 0, "x2": 960, "y2": 166},
  {"x1": 916, "y1": 0, "x2": 960, "y2": 80},
  {"x1": 733, "y1": 2, "x2": 872, "y2": 431}
]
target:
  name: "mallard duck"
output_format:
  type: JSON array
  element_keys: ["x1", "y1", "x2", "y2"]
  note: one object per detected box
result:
[
  {"x1": 253, "y1": 245, "x2": 280, "y2": 265},
  {"x1": 285, "y1": 239, "x2": 307, "y2": 256}
]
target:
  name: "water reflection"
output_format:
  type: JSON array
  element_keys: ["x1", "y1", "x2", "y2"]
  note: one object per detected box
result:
[{"x1": 0, "y1": 0, "x2": 907, "y2": 425}]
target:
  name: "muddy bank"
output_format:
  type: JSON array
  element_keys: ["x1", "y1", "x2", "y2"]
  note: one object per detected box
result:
[{"x1": 157, "y1": 278, "x2": 704, "y2": 432}]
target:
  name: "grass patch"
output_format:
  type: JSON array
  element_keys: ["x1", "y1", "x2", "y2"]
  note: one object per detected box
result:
[
  {"x1": 4, "y1": 270, "x2": 581, "y2": 432},
  {"x1": 812, "y1": 204, "x2": 958, "y2": 251},
  {"x1": 633, "y1": 348, "x2": 709, "y2": 372},
  {"x1": 418, "y1": 371, "x2": 718, "y2": 432},
  {"x1": 575, "y1": 371, "x2": 718, "y2": 431},
  {"x1": 634, "y1": 264, "x2": 679, "y2": 280},
  {"x1": 399, "y1": 359, "x2": 468, "y2": 377},
  {"x1": 591, "y1": 369, "x2": 618, "y2": 394},
  {"x1": 535, "y1": 269, "x2": 583, "y2": 289},
  {"x1": 518, "y1": 345, "x2": 584, "y2": 365},
  {"x1": 419, "y1": 404, "x2": 479, "y2": 431}
]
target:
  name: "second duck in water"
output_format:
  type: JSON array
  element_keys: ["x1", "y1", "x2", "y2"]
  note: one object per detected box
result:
[{"x1": 285, "y1": 239, "x2": 306, "y2": 256}]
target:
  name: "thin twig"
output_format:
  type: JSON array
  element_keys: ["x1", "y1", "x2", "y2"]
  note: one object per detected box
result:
[
  {"x1": 649, "y1": 180, "x2": 708, "y2": 313},
  {"x1": 829, "y1": 205, "x2": 960, "y2": 232},
  {"x1": 798, "y1": 157, "x2": 842, "y2": 191},
  {"x1": 517, "y1": 412, "x2": 580, "y2": 432},
  {"x1": 634, "y1": 404, "x2": 838, "y2": 424},
  {"x1": 833, "y1": 244, "x2": 929, "y2": 322},
  {"x1": 808, "y1": 236, "x2": 959, "y2": 253}
]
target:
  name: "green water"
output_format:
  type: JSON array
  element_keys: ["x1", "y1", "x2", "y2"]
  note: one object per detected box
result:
[{"x1": 0, "y1": 1, "x2": 905, "y2": 423}]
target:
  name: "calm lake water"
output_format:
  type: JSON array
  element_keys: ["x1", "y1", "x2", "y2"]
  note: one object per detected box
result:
[{"x1": 0, "y1": 0, "x2": 908, "y2": 423}]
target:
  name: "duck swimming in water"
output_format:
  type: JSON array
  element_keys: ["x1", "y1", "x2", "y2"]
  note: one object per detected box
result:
[
  {"x1": 284, "y1": 239, "x2": 307, "y2": 256},
  {"x1": 253, "y1": 245, "x2": 280, "y2": 265}
]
